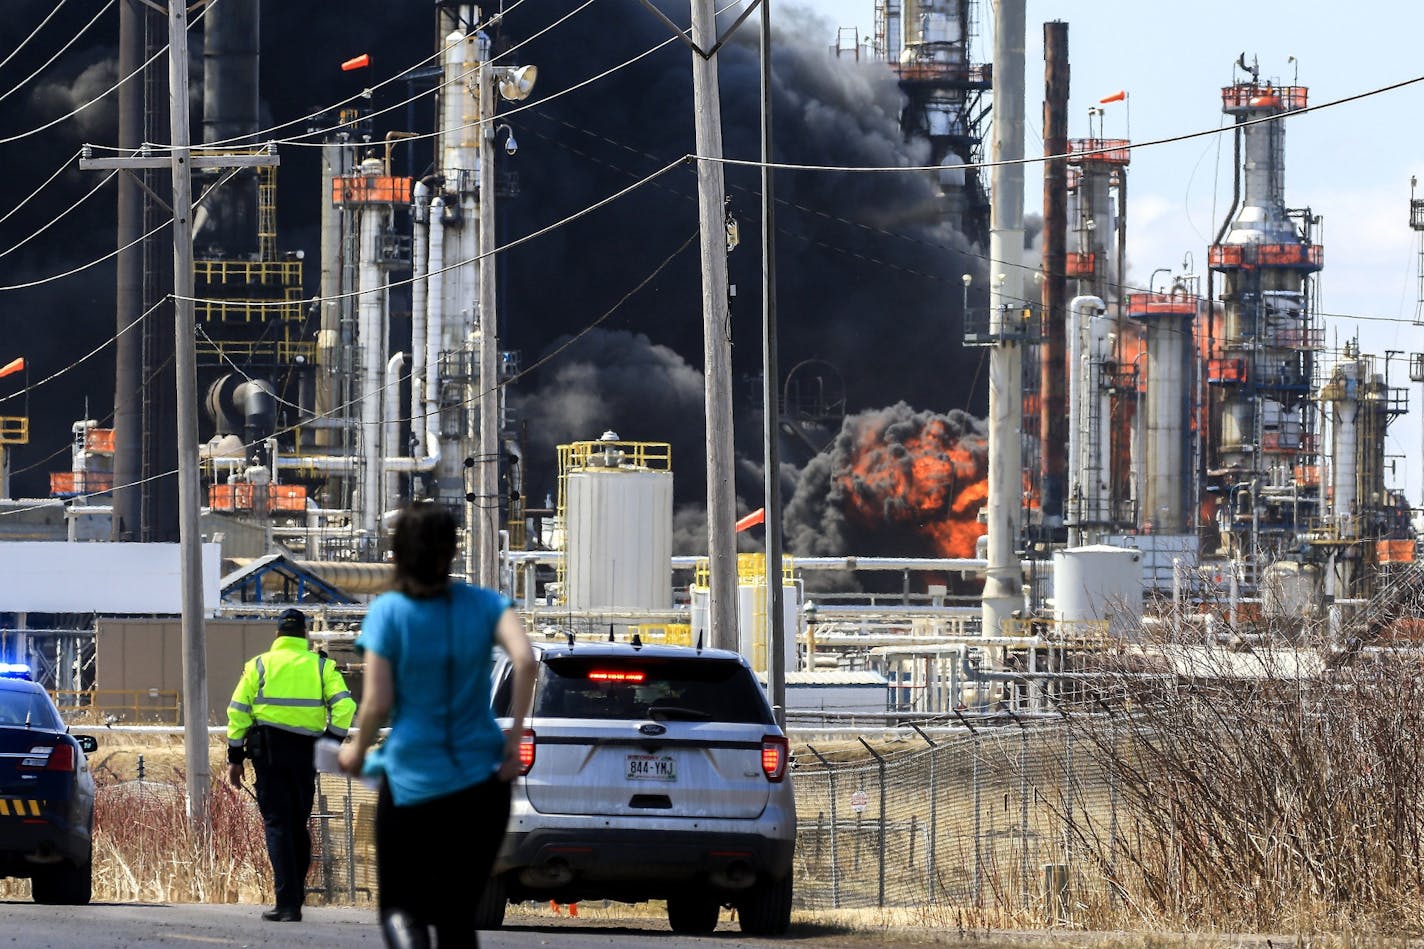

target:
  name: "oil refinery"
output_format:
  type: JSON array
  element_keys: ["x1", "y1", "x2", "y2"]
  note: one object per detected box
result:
[{"x1": 0, "y1": 0, "x2": 1421, "y2": 718}]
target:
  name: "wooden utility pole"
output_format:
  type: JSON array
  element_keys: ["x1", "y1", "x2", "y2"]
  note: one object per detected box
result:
[
  {"x1": 80, "y1": 0, "x2": 277, "y2": 828},
  {"x1": 688, "y1": 0, "x2": 738, "y2": 652},
  {"x1": 476, "y1": 58, "x2": 499, "y2": 591}
]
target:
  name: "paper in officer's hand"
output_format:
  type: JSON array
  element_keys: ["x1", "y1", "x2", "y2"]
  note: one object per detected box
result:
[{"x1": 314, "y1": 737, "x2": 342, "y2": 774}]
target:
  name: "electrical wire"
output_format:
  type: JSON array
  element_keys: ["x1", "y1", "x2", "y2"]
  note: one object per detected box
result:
[
  {"x1": 211, "y1": 0, "x2": 673, "y2": 153},
  {"x1": 0, "y1": 300, "x2": 153, "y2": 407},
  {"x1": 0, "y1": 0, "x2": 116, "y2": 107},
  {"x1": 187, "y1": 0, "x2": 543, "y2": 153},
  {"x1": 0, "y1": 0, "x2": 212, "y2": 147},
  {"x1": 699, "y1": 73, "x2": 1424, "y2": 177},
  {"x1": 0, "y1": 225, "x2": 701, "y2": 517},
  {"x1": 0, "y1": 148, "x2": 82, "y2": 228},
  {"x1": 0, "y1": 168, "x2": 116, "y2": 260},
  {"x1": 0, "y1": 0, "x2": 72, "y2": 74},
  {"x1": 172, "y1": 155, "x2": 691, "y2": 309},
  {"x1": 0, "y1": 214, "x2": 169, "y2": 292}
]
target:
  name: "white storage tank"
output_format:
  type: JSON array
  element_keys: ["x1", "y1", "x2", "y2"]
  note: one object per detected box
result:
[
  {"x1": 688, "y1": 553, "x2": 800, "y2": 678},
  {"x1": 1260, "y1": 561, "x2": 1322, "y2": 620},
  {"x1": 560, "y1": 434, "x2": 672, "y2": 611},
  {"x1": 1052, "y1": 545, "x2": 1143, "y2": 639}
]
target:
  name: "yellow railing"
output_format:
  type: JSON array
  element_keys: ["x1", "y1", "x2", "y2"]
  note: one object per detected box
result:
[
  {"x1": 692, "y1": 552, "x2": 796, "y2": 589},
  {"x1": 52, "y1": 688, "x2": 183, "y2": 725},
  {"x1": 0, "y1": 416, "x2": 28, "y2": 445}
]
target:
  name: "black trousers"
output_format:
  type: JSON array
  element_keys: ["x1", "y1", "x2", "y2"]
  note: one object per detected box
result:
[
  {"x1": 251, "y1": 731, "x2": 318, "y2": 911},
  {"x1": 376, "y1": 774, "x2": 511, "y2": 947}
]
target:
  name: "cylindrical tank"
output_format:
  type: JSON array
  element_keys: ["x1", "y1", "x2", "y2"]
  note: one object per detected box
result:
[
  {"x1": 565, "y1": 454, "x2": 673, "y2": 611},
  {"x1": 1260, "y1": 560, "x2": 1322, "y2": 620},
  {"x1": 1052, "y1": 545, "x2": 1143, "y2": 638},
  {"x1": 1325, "y1": 355, "x2": 1362, "y2": 536}
]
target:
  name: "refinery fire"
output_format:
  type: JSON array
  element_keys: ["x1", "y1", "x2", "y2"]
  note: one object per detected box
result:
[{"x1": 0, "y1": 0, "x2": 1421, "y2": 732}]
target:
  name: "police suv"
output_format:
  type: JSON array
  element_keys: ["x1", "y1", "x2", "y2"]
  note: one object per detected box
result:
[{"x1": 485, "y1": 639, "x2": 795, "y2": 935}]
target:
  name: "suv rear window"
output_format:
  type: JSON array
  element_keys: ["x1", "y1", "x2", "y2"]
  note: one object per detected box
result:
[{"x1": 531, "y1": 655, "x2": 773, "y2": 725}]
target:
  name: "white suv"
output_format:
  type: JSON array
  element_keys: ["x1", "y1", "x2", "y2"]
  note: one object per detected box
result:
[{"x1": 482, "y1": 639, "x2": 796, "y2": 935}]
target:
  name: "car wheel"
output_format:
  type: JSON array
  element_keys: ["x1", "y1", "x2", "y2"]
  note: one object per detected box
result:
[
  {"x1": 736, "y1": 872, "x2": 792, "y2": 935},
  {"x1": 472, "y1": 873, "x2": 507, "y2": 930},
  {"x1": 666, "y1": 893, "x2": 720, "y2": 934},
  {"x1": 31, "y1": 859, "x2": 92, "y2": 906}
]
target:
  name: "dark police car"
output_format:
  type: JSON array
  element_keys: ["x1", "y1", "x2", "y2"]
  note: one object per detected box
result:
[{"x1": 0, "y1": 663, "x2": 98, "y2": 904}]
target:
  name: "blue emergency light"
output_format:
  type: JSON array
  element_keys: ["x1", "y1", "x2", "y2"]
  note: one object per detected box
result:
[{"x1": 0, "y1": 663, "x2": 33, "y2": 680}]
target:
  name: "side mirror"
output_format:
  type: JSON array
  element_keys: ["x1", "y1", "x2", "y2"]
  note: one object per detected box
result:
[{"x1": 75, "y1": 735, "x2": 98, "y2": 754}]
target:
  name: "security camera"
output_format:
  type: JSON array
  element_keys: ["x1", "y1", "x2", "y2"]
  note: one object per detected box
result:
[{"x1": 504, "y1": 131, "x2": 518, "y2": 156}]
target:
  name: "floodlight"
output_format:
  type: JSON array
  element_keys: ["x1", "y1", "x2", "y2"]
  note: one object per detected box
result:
[{"x1": 497, "y1": 65, "x2": 538, "y2": 102}]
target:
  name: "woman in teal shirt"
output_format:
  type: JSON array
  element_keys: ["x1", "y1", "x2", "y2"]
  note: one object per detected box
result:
[{"x1": 340, "y1": 503, "x2": 536, "y2": 948}]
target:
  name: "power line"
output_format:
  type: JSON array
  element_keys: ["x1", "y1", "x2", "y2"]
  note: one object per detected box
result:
[
  {"x1": 0, "y1": 0, "x2": 74, "y2": 74},
  {"x1": 700, "y1": 73, "x2": 1424, "y2": 176},
  {"x1": 0, "y1": 0, "x2": 214, "y2": 147},
  {"x1": 0, "y1": 0, "x2": 116, "y2": 107}
]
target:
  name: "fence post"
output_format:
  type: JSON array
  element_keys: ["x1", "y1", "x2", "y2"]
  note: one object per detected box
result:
[
  {"x1": 910, "y1": 723, "x2": 937, "y2": 899},
  {"x1": 807, "y1": 745, "x2": 840, "y2": 909},
  {"x1": 857, "y1": 736, "x2": 887, "y2": 908},
  {"x1": 1009, "y1": 711, "x2": 1029, "y2": 909},
  {"x1": 1041, "y1": 862, "x2": 1068, "y2": 925},
  {"x1": 1098, "y1": 697, "x2": 1119, "y2": 908},
  {"x1": 954, "y1": 709, "x2": 981, "y2": 905},
  {"x1": 343, "y1": 775, "x2": 357, "y2": 902}
]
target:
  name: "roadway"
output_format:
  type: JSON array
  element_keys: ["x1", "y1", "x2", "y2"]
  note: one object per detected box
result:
[{"x1": 0, "y1": 902, "x2": 950, "y2": 947}]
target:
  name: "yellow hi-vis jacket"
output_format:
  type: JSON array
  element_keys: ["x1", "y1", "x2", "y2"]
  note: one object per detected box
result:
[{"x1": 226, "y1": 635, "x2": 356, "y2": 755}]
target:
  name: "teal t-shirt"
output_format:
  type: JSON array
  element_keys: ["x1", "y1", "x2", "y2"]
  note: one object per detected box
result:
[{"x1": 355, "y1": 582, "x2": 512, "y2": 806}]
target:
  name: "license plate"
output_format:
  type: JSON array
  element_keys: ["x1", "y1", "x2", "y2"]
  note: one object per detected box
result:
[{"x1": 626, "y1": 754, "x2": 676, "y2": 782}]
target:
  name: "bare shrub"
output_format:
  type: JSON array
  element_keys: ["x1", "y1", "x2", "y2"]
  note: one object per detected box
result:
[
  {"x1": 1057, "y1": 615, "x2": 1424, "y2": 935},
  {"x1": 92, "y1": 774, "x2": 271, "y2": 903}
]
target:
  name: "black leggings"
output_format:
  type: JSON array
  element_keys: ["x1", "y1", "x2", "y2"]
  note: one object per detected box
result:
[{"x1": 376, "y1": 774, "x2": 511, "y2": 947}]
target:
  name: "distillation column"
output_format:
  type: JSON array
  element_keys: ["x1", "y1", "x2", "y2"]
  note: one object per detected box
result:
[
  {"x1": 1126, "y1": 289, "x2": 1198, "y2": 533},
  {"x1": 1206, "y1": 64, "x2": 1321, "y2": 557},
  {"x1": 890, "y1": 0, "x2": 992, "y2": 245}
]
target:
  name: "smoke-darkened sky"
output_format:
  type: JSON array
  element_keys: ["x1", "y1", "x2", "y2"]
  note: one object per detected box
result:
[{"x1": 0, "y1": 0, "x2": 989, "y2": 559}]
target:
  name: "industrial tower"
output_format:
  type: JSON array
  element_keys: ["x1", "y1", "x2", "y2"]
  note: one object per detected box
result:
[
  {"x1": 872, "y1": 1, "x2": 992, "y2": 246},
  {"x1": 1205, "y1": 58, "x2": 1323, "y2": 563}
]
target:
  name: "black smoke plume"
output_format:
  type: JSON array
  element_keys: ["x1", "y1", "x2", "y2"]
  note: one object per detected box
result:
[{"x1": 1, "y1": 0, "x2": 986, "y2": 559}]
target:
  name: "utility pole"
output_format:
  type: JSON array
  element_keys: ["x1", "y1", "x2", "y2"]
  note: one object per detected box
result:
[
  {"x1": 689, "y1": 0, "x2": 739, "y2": 652},
  {"x1": 476, "y1": 57, "x2": 499, "y2": 591},
  {"x1": 80, "y1": 0, "x2": 277, "y2": 828},
  {"x1": 759, "y1": 0, "x2": 786, "y2": 724}
]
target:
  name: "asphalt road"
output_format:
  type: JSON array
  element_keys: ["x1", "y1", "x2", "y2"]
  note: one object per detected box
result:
[{"x1": 0, "y1": 902, "x2": 956, "y2": 948}]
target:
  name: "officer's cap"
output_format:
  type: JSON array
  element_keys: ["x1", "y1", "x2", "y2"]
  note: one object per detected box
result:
[{"x1": 277, "y1": 608, "x2": 307, "y2": 636}]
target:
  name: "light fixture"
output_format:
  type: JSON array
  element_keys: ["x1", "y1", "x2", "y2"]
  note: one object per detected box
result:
[
  {"x1": 496, "y1": 123, "x2": 518, "y2": 155},
  {"x1": 496, "y1": 65, "x2": 538, "y2": 102}
]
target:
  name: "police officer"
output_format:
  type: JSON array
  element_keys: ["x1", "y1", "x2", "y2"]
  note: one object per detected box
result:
[{"x1": 227, "y1": 608, "x2": 356, "y2": 922}]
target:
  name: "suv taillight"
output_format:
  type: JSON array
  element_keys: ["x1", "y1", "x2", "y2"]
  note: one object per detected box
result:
[
  {"x1": 760, "y1": 735, "x2": 788, "y2": 782},
  {"x1": 518, "y1": 728, "x2": 536, "y2": 775},
  {"x1": 20, "y1": 744, "x2": 74, "y2": 773}
]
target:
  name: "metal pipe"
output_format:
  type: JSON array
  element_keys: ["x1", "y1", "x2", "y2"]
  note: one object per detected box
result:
[
  {"x1": 981, "y1": 0, "x2": 1027, "y2": 640},
  {"x1": 357, "y1": 203, "x2": 384, "y2": 544}
]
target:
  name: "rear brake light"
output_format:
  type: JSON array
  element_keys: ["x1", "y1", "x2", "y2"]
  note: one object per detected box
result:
[
  {"x1": 761, "y1": 735, "x2": 788, "y2": 782},
  {"x1": 587, "y1": 670, "x2": 645, "y2": 682},
  {"x1": 19, "y1": 744, "x2": 74, "y2": 773},
  {"x1": 518, "y1": 728, "x2": 536, "y2": 775}
]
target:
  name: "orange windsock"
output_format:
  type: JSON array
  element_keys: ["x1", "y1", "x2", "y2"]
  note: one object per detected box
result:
[
  {"x1": 341, "y1": 53, "x2": 370, "y2": 72},
  {"x1": 1099, "y1": 90, "x2": 1127, "y2": 104},
  {"x1": 735, "y1": 508, "x2": 766, "y2": 532},
  {"x1": 0, "y1": 357, "x2": 24, "y2": 379}
]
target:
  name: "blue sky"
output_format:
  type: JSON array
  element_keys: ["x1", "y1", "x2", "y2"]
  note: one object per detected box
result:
[{"x1": 793, "y1": 0, "x2": 1424, "y2": 507}]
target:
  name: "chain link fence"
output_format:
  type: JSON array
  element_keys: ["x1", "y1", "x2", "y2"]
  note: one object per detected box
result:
[{"x1": 306, "y1": 716, "x2": 1115, "y2": 924}]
